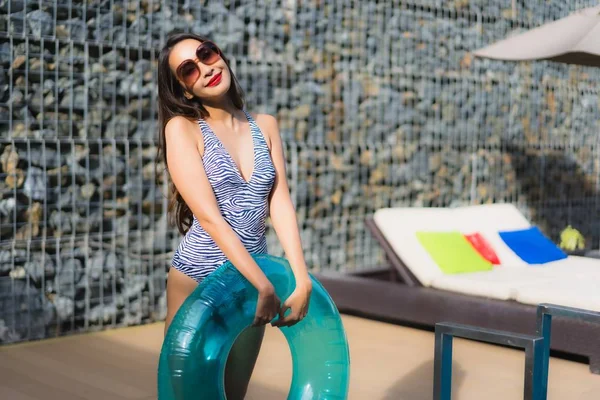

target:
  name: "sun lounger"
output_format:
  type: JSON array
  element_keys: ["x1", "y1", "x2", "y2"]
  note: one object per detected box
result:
[
  {"x1": 370, "y1": 203, "x2": 600, "y2": 311},
  {"x1": 314, "y1": 203, "x2": 600, "y2": 373}
]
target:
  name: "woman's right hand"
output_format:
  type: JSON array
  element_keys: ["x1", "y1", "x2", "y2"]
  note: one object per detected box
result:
[{"x1": 253, "y1": 285, "x2": 281, "y2": 326}]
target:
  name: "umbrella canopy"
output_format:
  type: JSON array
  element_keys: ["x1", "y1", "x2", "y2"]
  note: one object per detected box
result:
[{"x1": 473, "y1": 5, "x2": 600, "y2": 67}]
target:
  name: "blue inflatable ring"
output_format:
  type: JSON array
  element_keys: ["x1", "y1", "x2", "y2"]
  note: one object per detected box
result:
[{"x1": 157, "y1": 254, "x2": 350, "y2": 399}]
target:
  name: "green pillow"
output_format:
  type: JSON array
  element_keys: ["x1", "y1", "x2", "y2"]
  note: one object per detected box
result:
[{"x1": 416, "y1": 231, "x2": 493, "y2": 274}]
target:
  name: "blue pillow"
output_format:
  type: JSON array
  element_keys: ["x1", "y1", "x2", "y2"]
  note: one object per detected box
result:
[{"x1": 498, "y1": 227, "x2": 567, "y2": 264}]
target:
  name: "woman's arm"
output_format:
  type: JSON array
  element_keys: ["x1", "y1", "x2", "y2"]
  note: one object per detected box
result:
[
  {"x1": 258, "y1": 114, "x2": 312, "y2": 291},
  {"x1": 165, "y1": 116, "x2": 278, "y2": 323}
]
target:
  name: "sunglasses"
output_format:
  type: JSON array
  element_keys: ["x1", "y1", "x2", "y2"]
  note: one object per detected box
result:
[{"x1": 176, "y1": 41, "x2": 222, "y2": 88}]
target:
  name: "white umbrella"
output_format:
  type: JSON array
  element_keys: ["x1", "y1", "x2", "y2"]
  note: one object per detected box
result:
[{"x1": 473, "y1": 5, "x2": 600, "y2": 67}]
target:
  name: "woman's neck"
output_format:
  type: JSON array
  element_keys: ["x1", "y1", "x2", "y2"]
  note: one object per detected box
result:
[{"x1": 202, "y1": 97, "x2": 241, "y2": 127}]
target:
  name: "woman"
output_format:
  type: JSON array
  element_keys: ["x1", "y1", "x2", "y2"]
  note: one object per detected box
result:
[{"x1": 157, "y1": 32, "x2": 313, "y2": 399}]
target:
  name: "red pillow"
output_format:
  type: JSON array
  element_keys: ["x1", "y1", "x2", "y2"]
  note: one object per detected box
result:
[{"x1": 464, "y1": 233, "x2": 501, "y2": 265}]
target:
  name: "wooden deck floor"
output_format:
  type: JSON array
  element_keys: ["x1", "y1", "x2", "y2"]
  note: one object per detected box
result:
[{"x1": 1, "y1": 315, "x2": 599, "y2": 399}]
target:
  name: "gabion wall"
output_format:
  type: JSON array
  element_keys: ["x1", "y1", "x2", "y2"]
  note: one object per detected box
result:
[{"x1": 1, "y1": 1, "x2": 599, "y2": 343}]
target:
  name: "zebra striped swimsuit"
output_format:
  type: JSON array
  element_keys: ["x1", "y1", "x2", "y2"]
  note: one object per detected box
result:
[{"x1": 171, "y1": 111, "x2": 276, "y2": 283}]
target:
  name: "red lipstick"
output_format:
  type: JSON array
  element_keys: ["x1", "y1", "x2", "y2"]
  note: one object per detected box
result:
[{"x1": 207, "y1": 72, "x2": 222, "y2": 87}]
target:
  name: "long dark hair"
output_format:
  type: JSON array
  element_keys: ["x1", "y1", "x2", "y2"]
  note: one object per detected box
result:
[{"x1": 157, "y1": 32, "x2": 245, "y2": 235}]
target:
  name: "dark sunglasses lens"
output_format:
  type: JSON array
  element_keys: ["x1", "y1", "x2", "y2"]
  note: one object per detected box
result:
[
  {"x1": 180, "y1": 62, "x2": 199, "y2": 85},
  {"x1": 197, "y1": 43, "x2": 220, "y2": 64}
]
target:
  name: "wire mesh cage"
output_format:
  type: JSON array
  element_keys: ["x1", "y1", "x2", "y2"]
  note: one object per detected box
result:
[{"x1": 1, "y1": 1, "x2": 599, "y2": 343}]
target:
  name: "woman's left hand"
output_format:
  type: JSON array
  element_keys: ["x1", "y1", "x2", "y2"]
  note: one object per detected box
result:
[{"x1": 272, "y1": 279, "x2": 312, "y2": 328}]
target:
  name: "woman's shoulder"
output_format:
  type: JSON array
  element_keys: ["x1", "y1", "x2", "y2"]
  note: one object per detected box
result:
[
  {"x1": 165, "y1": 115, "x2": 199, "y2": 133},
  {"x1": 165, "y1": 115, "x2": 204, "y2": 154},
  {"x1": 251, "y1": 112, "x2": 277, "y2": 126},
  {"x1": 249, "y1": 112, "x2": 280, "y2": 149}
]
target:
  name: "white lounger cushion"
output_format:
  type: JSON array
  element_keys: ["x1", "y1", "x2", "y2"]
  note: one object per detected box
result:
[
  {"x1": 432, "y1": 257, "x2": 600, "y2": 312},
  {"x1": 373, "y1": 204, "x2": 600, "y2": 311},
  {"x1": 514, "y1": 257, "x2": 600, "y2": 312},
  {"x1": 373, "y1": 203, "x2": 532, "y2": 286}
]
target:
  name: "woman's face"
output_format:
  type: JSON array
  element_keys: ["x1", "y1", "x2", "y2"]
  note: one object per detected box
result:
[{"x1": 169, "y1": 39, "x2": 231, "y2": 100}]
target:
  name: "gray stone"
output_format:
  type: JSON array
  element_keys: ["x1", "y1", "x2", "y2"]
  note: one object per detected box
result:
[
  {"x1": 118, "y1": 73, "x2": 152, "y2": 98},
  {"x1": 59, "y1": 85, "x2": 86, "y2": 111},
  {"x1": 101, "y1": 148, "x2": 126, "y2": 175},
  {"x1": 0, "y1": 319, "x2": 21, "y2": 342},
  {"x1": 29, "y1": 146, "x2": 59, "y2": 168},
  {"x1": 0, "y1": 198, "x2": 15, "y2": 217},
  {"x1": 122, "y1": 274, "x2": 147, "y2": 299},
  {"x1": 57, "y1": 18, "x2": 87, "y2": 41},
  {"x1": 155, "y1": 290, "x2": 167, "y2": 321},
  {"x1": 0, "y1": 279, "x2": 48, "y2": 342},
  {"x1": 0, "y1": 107, "x2": 9, "y2": 126},
  {"x1": 7, "y1": 88, "x2": 24, "y2": 107},
  {"x1": 26, "y1": 10, "x2": 53, "y2": 37},
  {"x1": 132, "y1": 120, "x2": 157, "y2": 140},
  {"x1": 55, "y1": 257, "x2": 84, "y2": 288},
  {"x1": 0, "y1": 42, "x2": 10, "y2": 64},
  {"x1": 53, "y1": 295, "x2": 74, "y2": 321},
  {"x1": 7, "y1": 10, "x2": 25, "y2": 34},
  {"x1": 0, "y1": 66, "x2": 5, "y2": 96},
  {"x1": 23, "y1": 167, "x2": 46, "y2": 200},
  {"x1": 106, "y1": 114, "x2": 137, "y2": 138},
  {"x1": 88, "y1": 251, "x2": 118, "y2": 281},
  {"x1": 87, "y1": 302, "x2": 118, "y2": 324},
  {"x1": 24, "y1": 254, "x2": 55, "y2": 282},
  {"x1": 0, "y1": 0, "x2": 24, "y2": 13}
]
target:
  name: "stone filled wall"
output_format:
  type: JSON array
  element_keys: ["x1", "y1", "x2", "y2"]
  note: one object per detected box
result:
[{"x1": 1, "y1": 1, "x2": 599, "y2": 343}]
